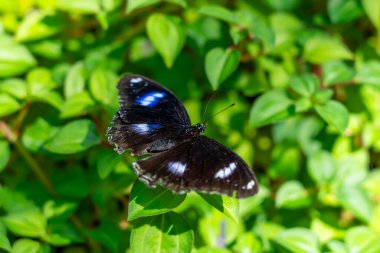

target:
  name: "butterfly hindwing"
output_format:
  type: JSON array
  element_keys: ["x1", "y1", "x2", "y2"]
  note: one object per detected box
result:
[
  {"x1": 106, "y1": 75, "x2": 190, "y2": 155},
  {"x1": 133, "y1": 136, "x2": 258, "y2": 198}
]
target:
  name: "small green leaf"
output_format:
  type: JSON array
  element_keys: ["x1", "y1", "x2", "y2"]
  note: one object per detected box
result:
[
  {"x1": 15, "y1": 11, "x2": 61, "y2": 42},
  {"x1": 127, "y1": 0, "x2": 186, "y2": 13},
  {"x1": 64, "y1": 62, "x2": 86, "y2": 98},
  {"x1": 315, "y1": 100, "x2": 349, "y2": 133},
  {"x1": 0, "y1": 94, "x2": 21, "y2": 118},
  {"x1": 0, "y1": 140, "x2": 10, "y2": 172},
  {"x1": 322, "y1": 61, "x2": 355, "y2": 86},
  {"x1": 303, "y1": 36, "x2": 353, "y2": 64},
  {"x1": 275, "y1": 181, "x2": 311, "y2": 209},
  {"x1": 11, "y1": 239, "x2": 48, "y2": 253},
  {"x1": 289, "y1": 73, "x2": 319, "y2": 97},
  {"x1": 0, "y1": 35, "x2": 37, "y2": 77},
  {"x1": 338, "y1": 186, "x2": 373, "y2": 223},
  {"x1": 96, "y1": 150, "x2": 121, "y2": 179},
  {"x1": 205, "y1": 47, "x2": 241, "y2": 90},
  {"x1": 307, "y1": 151, "x2": 337, "y2": 183},
  {"x1": 345, "y1": 226, "x2": 380, "y2": 253},
  {"x1": 361, "y1": 0, "x2": 380, "y2": 29},
  {"x1": 131, "y1": 212, "x2": 193, "y2": 253},
  {"x1": 128, "y1": 180, "x2": 186, "y2": 221},
  {"x1": 275, "y1": 228, "x2": 319, "y2": 253},
  {"x1": 232, "y1": 233, "x2": 262, "y2": 253},
  {"x1": 89, "y1": 68, "x2": 118, "y2": 105},
  {"x1": 313, "y1": 89, "x2": 334, "y2": 104},
  {"x1": 2, "y1": 209, "x2": 47, "y2": 237},
  {"x1": 56, "y1": 0, "x2": 101, "y2": 14},
  {"x1": 0, "y1": 78, "x2": 27, "y2": 99},
  {"x1": 146, "y1": 14, "x2": 186, "y2": 68},
  {"x1": 356, "y1": 61, "x2": 380, "y2": 86},
  {"x1": 198, "y1": 193, "x2": 239, "y2": 222},
  {"x1": 249, "y1": 89, "x2": 294, "y2": 128},
  {"x1": 328, "y1": 0, "x2": 364, "y2": 24},
  {"x1": 198, "y1": 5, "x2": 237, "y2": 23},
  {"x1": 44, "y1": 119, "x2": 100, "y2": 154},
  {"x1": 60, "y1": 92, "x2": 95, "y2": 119},
  {"x1": 0, "y1": 223, "x2": 11, "y2": 252}
]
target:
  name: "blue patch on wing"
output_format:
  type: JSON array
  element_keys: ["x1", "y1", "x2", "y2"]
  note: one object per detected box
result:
[
  {"x1": 136, "y1": 91, "x2": 166, "y2": 107},
  {"x1": 131, "y1": 123, "x2": 162, "y2": 133}
]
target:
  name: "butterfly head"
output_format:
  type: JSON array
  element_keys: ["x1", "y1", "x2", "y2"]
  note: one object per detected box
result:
[{"x1": 195, "y1": 123, "x2": 206, "y2": 134}]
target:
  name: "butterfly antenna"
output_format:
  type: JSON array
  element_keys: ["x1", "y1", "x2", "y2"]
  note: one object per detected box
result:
[
  {"x1": 203, "y1": 103, "x2": 235, "y2": 123},
  {"x1": 202, "y1": 92, "x2": 216, "y2": 122}
]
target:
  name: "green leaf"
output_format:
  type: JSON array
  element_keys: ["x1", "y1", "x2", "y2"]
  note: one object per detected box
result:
[
  {"x1": 89, "y1": 68, "x2": 118, "y2": 105},
  {"x1": 2, "y1": 209, "x2": 47, "y2": 237},
  {"x1": 289, "y1": 73, "x2": 319, "y2": 97},
  {"x1": 361, "y1": 0, "x2": 380, "y2": 29},
  {"x1": 0, "y1": 140, "x2": 10, "y2": 172},
  {"x1": 307, "y1": 151, "x2": 337, "y2": 183},
  {"x1": 356, "y1": 61, "x2": 380, "y2": 86},
  {"x1": 11, "y1": 239, "x2": 48, "y2": 253},
  {"x1": 146, "y1": 14, "x2": 186, "y2": 68},
  {"x1": 44, "y1": 119, "x2": 100, "y2": 154},
  {"x1": 0, "y1": 94, "x2": 21, "y2": 118},
  {"x1": 315, "y1": 100, "x2": 349, "y2": 133},
  {"x1": 275, "y1": 228, "x2": 319, "y2": 253},
  {"x1": 15, "y1": 11, "x2": 60, "y2": 42},
  {"x1": 0, "y1": 223, "x2": 11, "y2": 252},
  {"x1": 60, "y1": 92, "x2": 95, "y2": 119},
  {"x1": 198, "y1": 5, "x2": 237, "y2": 23},
  {"x1": 0, "y1": 188, "x2": 36, "y2": 213},
  {"x1": 275, "y1": 181, "x2": 311, "y2": 209},
  {"x1": 96, "y1": 150, "x2": 121, "y2": 179},
  {"x1": 303, "y1": 36, "x2": 353, "y2": 64},
  {"x1": 313, "y1": 89, "x2": 334, "y2": 104},
  {"x1": 0, "y1": 78, "x2": 27, "y2": 99},
  {"x1": 127, "y1": 0, "x2": 186, "y2": 13},
  {"x1": 232, "y1": 233, "x2": 262, "y2": 253},
  {"x1": 64, "y1": 62, "x2": 86, "y2": 98},
  {"x1": 205, "y1": 47, "x2": 241, "y2": 90},
  {"x1": 249, "y1": 89, "x2": 294, "y2": 128},
  {"x1": 56, "y1": 0, "x2": 101, "y2": 14},
  {"x1": 0, "y1": 35, "x2": 37, "y2": 77},
  {"x1": 322, "y1": 61, "x2": 355, "y2": 86},
  {"x1": 198, "y1": 193, "x2": 239, "y2": 222},
  {"x1": 131, "y1": 212, "x2": 193, "y2": 253},
  {"x1": 345, "y1": 226, "x2": 380, "y2": 253},
  {"x1": 128, "y1": 180, "x2": 186, "y2": 221},
  {"x1": 328, "y1": 0, "x2": 364, "y2": 24},
  {"x1": 338, "y1": 186, "x2": 373, "y2": 223}
]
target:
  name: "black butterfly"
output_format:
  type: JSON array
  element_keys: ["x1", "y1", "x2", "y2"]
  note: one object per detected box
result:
[{"x1": 106, "y1": 75, "x2": 259, "y2": 198}]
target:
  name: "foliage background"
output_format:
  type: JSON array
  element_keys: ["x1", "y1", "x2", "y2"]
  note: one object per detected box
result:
[{"x1": 1, "y1": 0, "x2": 380, "y2": 252}]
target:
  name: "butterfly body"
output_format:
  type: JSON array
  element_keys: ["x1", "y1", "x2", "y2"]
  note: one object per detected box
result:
[{"x1": 106, "y1": 75, "x2": 259, "y2": 198}]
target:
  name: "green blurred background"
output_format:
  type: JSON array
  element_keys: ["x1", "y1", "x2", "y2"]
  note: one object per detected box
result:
[{"x1": 1, "y1": 0, "x2": 380, "y2": 252}]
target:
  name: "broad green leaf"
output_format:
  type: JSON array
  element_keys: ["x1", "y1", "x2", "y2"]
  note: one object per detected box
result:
[
  {"x1": 29, "y1": 40, "x2": 63, "y2": 59},
  {"x1": 16, "y1": 11, "x2": 60, "y2": 42},
  {"x1": 11, "y1": 239, "x2": 48, "y2": 253},
  {"x1": 0, "y1": 223, "x2": 11, "y2": 252},
  {"x1": 198, "y1": 5, "x2": 237, "y2": 23},
  {"x1": 0, "y1": 140, "x2": 10, "y2": 172},
  {"x1": 0, "y1": 36, "x2": 36, "y2": 77},
  {"x1": 345, "y1": 226, "x2": 380, "y2": 253},
  {"x1": 198, "y1": 193, "x2": 239, "y2": 222},
  {"x1": 311, "y1": 218, "x2": 345, "y2": 243},
  {"x1": 30, "y1": 91, "x2": 63, "y2": 110},
  {"x1": 64, "y1": 62, "x2": 86, "y2": 98},
  {"x1": 205, "y1": 47, "x2": 241, "y2": 90},
  {"x1": 356, "y1": 61, "x2": 380, "y2": 86},
  {"x1": 0, "y1": 94, "x2": 21, "y2": 118},
  {"x1": 327, "y1": 240, "x2": 348, "y2": 253},
  {"x1": 131, "y1": 212, "x2": 193, "y2": 253},
  {"x1": 289, "y1": 73, "x2": 319, "y2": 97},
  {"x1": 338, "y1": 186, "x2": 373, "y2": 223},
  {"x1": 315, "y1": 100, "x2": 349, "y2": 133},
  {"x1": 60, "y1": 92, "x2": 95, "y2": 119},
  {"x1": 361, "y1": 0, "x2": 380, "y2": 29},
  {"x1": 0, "y1": 79, "x2": 27, "y2": 99},
  {"x1": 89, "y1": 68, "x2": 118, "y2": 105},
  {"x1": 328, "y1": 0, "x2": 364, "y2": 24},
  {"x1": 146, "y1": 14, "x2": 186, "y2": 68},
  {"x1": 322, "y1": 61, "x2": 355, "y2": 86},
  {"x1": 44, "y1": 119, "x2": 100, "y2": 154},
  {"x1": 275, "y1": 181, "x2": 311, "y2": 209},
  {"x1": 307, "y1": 151, "x2": 337, "y2": 183},
  {"x1": 43, "y1": 200, "x2": 78, "y2": 219},
  {"x1": 56, "y1": 0, "x2": 101, "y2": 14},
  {"x1": 127, "y1": 0, "x2": 186, "y2": 13},
  {"x1": 249, "y1": 89, "x2": 294, "y2": 128},
  {"x1": 275, "y1": 228, "x2": 319, "y2": 253},
  {"x1": 0, "y1": 188, "x2": 36, "y2": 213},
  {"x1": 2, "y1": 209, "x2": 47, "y2": 237},
  {"x1": 313, "y1": 89, "x2": 334, "y2": 104},
  {"x1": 128, "y1": 180, "x2": 186, "y2": 221},
  {"x1": 96, "y1": 150, "x2": 121, "y2": 179},
  {"x1": 232, "y1": 233, "x2": 262, "y2": 253},
  {"x1": 303, "y1": 36, "x2": 353, "y2": 64}
]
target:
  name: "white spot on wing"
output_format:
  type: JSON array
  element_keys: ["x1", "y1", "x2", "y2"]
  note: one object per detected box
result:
[
  {"x1": 130, "y1": 77, "x2": 143, "y2": 83},
  {"x1": 168, "y1": 161, "x2": 186, "y2": 176},
  {"x1": 215, "y1": 162, "x2": 237, "y2": 179},
  {"x1": 246, "y1": 180, "x2": 255, "y2": 190}
]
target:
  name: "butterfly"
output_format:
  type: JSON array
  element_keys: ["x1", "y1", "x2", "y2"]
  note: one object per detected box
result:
[{"x1": 106, "y1": 75, "x2": 259, "y2": 198}]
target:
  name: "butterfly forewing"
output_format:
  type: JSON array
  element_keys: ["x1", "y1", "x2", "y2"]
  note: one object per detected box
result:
[{"x1": 133, "y1": 136, "x2": 258, "y2": 198}]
